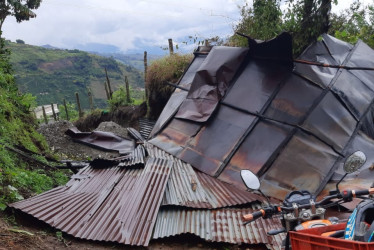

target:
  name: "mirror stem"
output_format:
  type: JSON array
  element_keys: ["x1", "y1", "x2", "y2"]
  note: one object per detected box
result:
[
  {"x1": 258, "y1": 189, "x2": 271, "y2": 205},
  {"x1": 336, "y1": 172, "x2": 348, "y2": 192}
]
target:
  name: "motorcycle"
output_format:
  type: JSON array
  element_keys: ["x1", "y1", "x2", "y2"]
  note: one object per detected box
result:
[{"x1": 241, "y1": 151, "x2": 374, "y2": 248}]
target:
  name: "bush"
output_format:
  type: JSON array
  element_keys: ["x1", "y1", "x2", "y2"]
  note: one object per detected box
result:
[{"x1": 146, "y1": 53, "x2": 192, "y2": 119}]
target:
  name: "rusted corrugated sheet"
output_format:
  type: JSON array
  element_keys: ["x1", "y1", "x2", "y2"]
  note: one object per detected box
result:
[
  {"x1": 153, "y1": 207, "x2": 284, "y2": 250},
  {"x1": 162, "y1": 160, "x2": 263, "y2": 208},
  {"x1": 144, "y1": 143, "x2": 263, "y2": 208},
  {"x1": 138, "y1": 118, "x2": 156, "y2": 140},
  {"x1": 149, "y1": 34, "x2": 374, "y2": 199},
  {"x1": 10, "y1": 157, "x2": 172, "y2": 246},
  {"x1": 127, "y1": 127, "x2": 145, "y2": 142},
  {"x1": 116, "y1": 144, "x2": 147, "y2": 167}
]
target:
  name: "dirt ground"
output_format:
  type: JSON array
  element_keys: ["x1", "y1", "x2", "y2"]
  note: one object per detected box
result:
[
  {"x1": 37, "y1": 120, "x2": 127, "y2": 160},
  {"x1": 2, "y1": 120, "x2": 265, "y2": 250}
]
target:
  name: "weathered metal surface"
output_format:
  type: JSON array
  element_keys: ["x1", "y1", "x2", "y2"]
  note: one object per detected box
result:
[
  {"x1": 149, "y1": 34, "x2": 374, "y2": 199},
  {"x1": 66, "y1": 127, "x2": 135, "y2": 155},
  {"x1": 144, "y1": 143, "x2": 263, "y2": 208},
  {"x1": 153, "y1": 207, "x2": 284, "y2": 250},
  {"x1": 319, "y1": 132, "x2": 374, "y2": 198},
  {"x1": 127, "y1": 127, "x2": 145, "y2": 142},
  {"x1": 10, "y1": 157, "x2": 172, "y2": 246},
  {"x1": 138, "y1": 118, "x2": 156, "y2": 140},
  {"x1": 161, "y1": 154, "x2": 263, "y2": 208},
  {"x1": 117, "y1": 144, "x2": 147, "y2": 168},
  {"x1": 149, "y1": 50, "x2": 209, "y2": 138},
  {"x1": 175, "y1": 46, "x2": 249, "y2": 122}
]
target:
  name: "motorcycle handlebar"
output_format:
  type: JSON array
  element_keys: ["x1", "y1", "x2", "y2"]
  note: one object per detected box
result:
[
  {"x1": 243, "y1": 210, "x2": 265, "y2": 222},
  {"x1": 242, "y1": 188, "x2": 374, "y2": 224}
]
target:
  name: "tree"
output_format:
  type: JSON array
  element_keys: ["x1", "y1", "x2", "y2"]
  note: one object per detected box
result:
[
  {"x1": 16, "y1": 39, "x2": 24, "y2": 44},
  {"x1": 0, "y1": 0, "x2": 41, "y2": 31},
  {"x1": 231, "y1": 0, "x2": 282, "y2": 47},
  {"x1": 283, "y1": 0, "x2": 333, "y2": 55},
  {"x1": 329, "y1": 1, "x2": 374, "y2": 48},
  {"x1": 231, "y1": 0, "x2": 334, "y2": 57}
]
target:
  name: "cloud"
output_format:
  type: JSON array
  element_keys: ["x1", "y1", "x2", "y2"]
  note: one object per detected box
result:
[
  {"x1": 4, "y1": 0, "x2": 368, "y2": 54},
  {"x1": 3, "y1": 0, "x2": 242, "y2": 53}
]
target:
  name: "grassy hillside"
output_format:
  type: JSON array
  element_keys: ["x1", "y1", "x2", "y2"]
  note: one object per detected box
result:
[
  {"x1": 0, "y1": 41, "x2": 69, "y2": 209},
  {"x1": 6, "y1": 41, "x2": 144, "y2": 109}
]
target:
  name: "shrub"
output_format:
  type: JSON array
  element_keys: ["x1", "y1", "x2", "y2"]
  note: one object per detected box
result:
[{"x1": 146, "y1": 53, "x2": 192, "y2": 119}]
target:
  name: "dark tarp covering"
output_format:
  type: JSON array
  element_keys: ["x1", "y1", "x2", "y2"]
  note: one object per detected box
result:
[
  {"x1": 66, "y1": 127, "x2": 135, "y2": 155},
  {"x1": 149, "y1": 34, "x2": 374, "y2": 199}
]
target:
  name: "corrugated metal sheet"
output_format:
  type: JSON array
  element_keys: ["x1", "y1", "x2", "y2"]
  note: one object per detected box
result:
[
  {"x1": 144, "y1": 143, "x2": 263, "y2": 208},
  {"x1": 149, "y1": 34, "x2": 374, "y2": 200},
  {"x1": 153, "y1": 207, "x2": 284, "y2": 250},
  {"x1": 10, "y1": 157, "x2": 172, "y2": 246},
  {"x1": 127, "y1": 127, "x2": 145, "y2": 142},
  {"x1": 117, "y1": 144, "x2": 147, "y2": 167},
  {"x1": 138, "y1": 118, "x2": 156, "y2": 140}
]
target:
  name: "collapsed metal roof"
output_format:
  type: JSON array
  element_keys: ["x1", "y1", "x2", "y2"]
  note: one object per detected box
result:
[
  {"x1": 149, "y1": 33, "x2": 374, "y2": 199},
  {"x1": 10, "y1": 143, "x2": 277, "y2": 247}
]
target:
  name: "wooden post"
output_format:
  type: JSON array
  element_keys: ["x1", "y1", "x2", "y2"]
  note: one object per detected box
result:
[
  {"x1": 42, "y1": 106, "x2": 48, "y2": 124},
  {"x1": 104, "y1": 67, "x2": 113, "y2": 98},
  {"x1": 88, "y1": 90, "x2": 94, "y2": 112},
  {"x1": 75, "y1": 92, "x2": 83, "y2": 118},
  {"x1": 125, "y1": 76, "x2": 131, "y2": 103},
  {"x1": 144, "y1": 51, "x2": 148, "y2": 101},
  {"x1": 104, "y1": 81, "x2": 110, "y2": 100},
  {"x1": 63, "y1": 99, "x2": 69, "y2": 121},
  {"x1": 51, "y1": 103, "x2": 57, "y2": 121},
  {"x1": 168, "y1": 38, "x2": 174, "y2": 55}
]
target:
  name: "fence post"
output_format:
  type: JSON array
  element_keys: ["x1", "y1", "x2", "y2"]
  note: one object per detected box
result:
[
  {"x1": 144, "y1": 51, "x2": 148, "y2": 101},
  {"x1": 75, "y1": 92, "x2": 83, "y2": 118},
  {"x1": 105, "y1": 67, "x2": 113, "y2": 98},
  {"x1": 51, "y1": 103, "x2": 57, "y2": 121},
  {"x1": 125, "y1": 76, "x2": 131, "y2": 103},
  {"x1": 63, "y1": 99, "x2": 69, "y2": 121},
  {"x1": 104, "y1": 81, "x2": 110, "y2": 100},
  {"x1": 168, "y1": 38, "x2": 174, "y2": 55},
  {"x1": 42, "y1": 106, "x2": 48, "y2": 124},
  {"x1": 88, "y1": 90, "x2": 94, "y2": 112}
]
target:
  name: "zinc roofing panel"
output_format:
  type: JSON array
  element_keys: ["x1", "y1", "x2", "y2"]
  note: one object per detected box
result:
[
  {"x1": 145, "y1": 143, "x2": 263, "y2": 209},
  {"x1": 10, "y1": 157, "x2": 173, "y2": 246},
  {"x1": 153, "y1": 207, "x2": 284, "y2": 250}
]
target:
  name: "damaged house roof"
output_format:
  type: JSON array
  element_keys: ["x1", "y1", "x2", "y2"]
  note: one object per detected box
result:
[
  {"x1": 9, "y1": 33, "x2": 374, "y2": 248},
  {"x1": 149, "y1": 33, "x2": 374, "y2": 199}
]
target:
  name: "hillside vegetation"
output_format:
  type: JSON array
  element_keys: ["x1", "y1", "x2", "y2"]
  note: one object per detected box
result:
[
  {"x1": 0, "y1": 40, "x2": 69, "y2": 209},
  {"x1": 6, "y1": 41, "x2": 144, "y2": 109}
]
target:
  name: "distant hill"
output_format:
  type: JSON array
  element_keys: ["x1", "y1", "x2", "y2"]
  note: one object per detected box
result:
[
  {"x1": 92, "y1": 52, "x2": 162, "y2": 71},
  {"x1": 6, "y1": 41, "x2": 144, "y2": 109}
]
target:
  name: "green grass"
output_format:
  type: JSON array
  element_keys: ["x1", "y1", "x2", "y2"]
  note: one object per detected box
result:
[{"x1": 0, "y1": 41, "x2": 70, "y2": 210}]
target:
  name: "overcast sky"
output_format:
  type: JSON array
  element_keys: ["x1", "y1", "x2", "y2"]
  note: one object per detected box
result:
[{"x1": 2, "y1": 0, "x2": 370, "y2": 55}]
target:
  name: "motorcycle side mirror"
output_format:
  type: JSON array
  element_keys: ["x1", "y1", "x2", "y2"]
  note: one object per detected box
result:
[
  {"x1": 343, "y1": 151, "x2": 366, "y2": 174},
  {"x1": 240, "y1": 170, "x2": 260, "y2": 190},
  {"x1": 333, "y1": 151, "x2": 367, "y2": 194}
]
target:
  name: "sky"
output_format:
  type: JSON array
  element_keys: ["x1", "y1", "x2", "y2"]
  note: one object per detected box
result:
[{"x1": 2, "y1": 0, "x2": 371, "y2": 55}]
